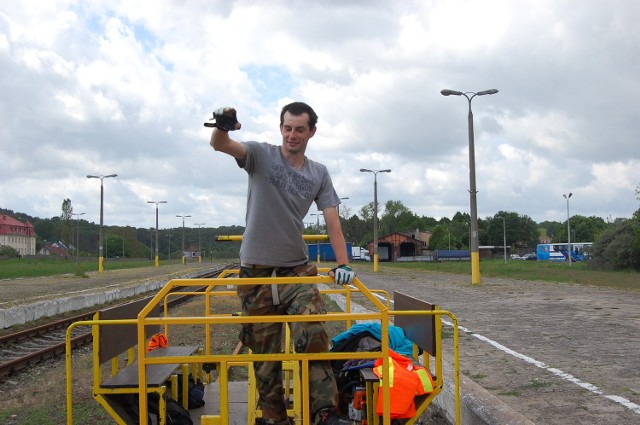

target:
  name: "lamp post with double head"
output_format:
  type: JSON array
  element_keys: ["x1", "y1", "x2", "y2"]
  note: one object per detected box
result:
[
  {"x1": 176, "y1": 214, "x2": 191, "y2": 264},
  {"x1": 167, "y1": 234, "x2": 173, "y2": 260},
  {"x1": 360, "y1": 168, "x2": 391, "y2": 272},
  {"x1": 194, "y1": 222, "x2": 205, "y2": 263},
  {"x1": 86, "y1": 174, "x2": 117, "y2": 272},
  {"x1": 71, "y1": 212, "x2": 85, "y2": 265},
  {"x1": 441, "y1": 88, "x2": 498, "y2": 284},
  {"x1": 310, "y1": 212, "x2": 323, "y2": 262},
  {"x1": 147, "y1": 201, "x2": 167, "y2": 267},
  {"x1": 563, "y1": 193, "x2": 573, "y2": 266},
  {"x1": 499, "y1": 216, "x2": 506, "y2": 264}
]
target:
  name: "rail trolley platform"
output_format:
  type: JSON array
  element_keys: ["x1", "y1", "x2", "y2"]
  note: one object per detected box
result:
[{"x1": 65, "y1": 266, "x2": 460, "y2": 425}]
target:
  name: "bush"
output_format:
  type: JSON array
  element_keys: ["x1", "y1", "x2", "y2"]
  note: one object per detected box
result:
[
  {"x1": 590, "y1": 212, "x2": 640, "y2": 271},
  {"x1": 0, "y1": 245, "x2": 21, "y2": 258}
]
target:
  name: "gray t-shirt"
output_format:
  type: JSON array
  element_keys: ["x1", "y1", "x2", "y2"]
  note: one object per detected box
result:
[{"x1": 237, "y1": 141, "x2": 340, "y2": 267}]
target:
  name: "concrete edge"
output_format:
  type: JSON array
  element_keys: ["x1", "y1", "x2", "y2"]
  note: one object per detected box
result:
[
  {"x1": 0, "y1": 270, "x2": 206, "y2": 329},
  {"x1": 434, "y1": 358, "x2": 535, "y2": 425}
]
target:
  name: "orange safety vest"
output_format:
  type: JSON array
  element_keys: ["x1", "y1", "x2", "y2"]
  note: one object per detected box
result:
[
  {"x1": 373, "y1": 348, "x2": 434, "y2": 418},
  {"x1": 147, "y1": 332, "x2": 168, "y2": 352}
]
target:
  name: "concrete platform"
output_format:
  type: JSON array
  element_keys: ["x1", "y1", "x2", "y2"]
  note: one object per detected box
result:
[{"x1": 190, "y1": 381, "x2": 249, "y2": 425}]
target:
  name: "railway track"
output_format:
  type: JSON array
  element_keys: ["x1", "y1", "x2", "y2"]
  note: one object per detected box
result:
[{"x1": 0, "y1": 264, "x2": 235, "y2": 380}]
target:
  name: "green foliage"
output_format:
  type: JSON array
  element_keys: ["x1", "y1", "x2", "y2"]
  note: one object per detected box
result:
[
  {"x1": 590, "y1": 212, "x2": 640, "y2": 271},
  {"x1": 554, "y1": 214, "x2": 608, "y2": 243},
  {"x1": 0, "y1": 244, "x2": 21, "y2": 258},
  {"x1": 485, "y1": 212, "x2": 538, "y2": 248},
  {"x1": 428, "y1": 224, "x2": 460, "y2": 249}
]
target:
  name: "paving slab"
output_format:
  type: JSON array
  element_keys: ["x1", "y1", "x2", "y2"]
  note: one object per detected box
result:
[{"x1": 353, "y1": 269, "x2": 640, "y2": 425}]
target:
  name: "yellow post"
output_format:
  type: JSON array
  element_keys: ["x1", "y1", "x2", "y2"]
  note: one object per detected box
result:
[
  {"x1": 373, "y1": 253, "x2": 379, "y2": 272},
  {"x1": 471, "y1": 252, "x2": 480, "y2": 285},
  {"x1": 99, "y1": 256, "x2": 104, "y2": 273}
]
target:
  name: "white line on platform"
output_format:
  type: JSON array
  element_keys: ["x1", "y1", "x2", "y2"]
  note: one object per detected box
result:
[
  {"x1": 443, "y1": 320, "x2": 640, "y2": 415},
  {"x1": 332, "y1": 287, "x2": 640, "y2": 416}
]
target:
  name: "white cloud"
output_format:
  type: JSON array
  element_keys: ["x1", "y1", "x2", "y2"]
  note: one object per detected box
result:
[{"x1": 0, "y1": 0, "x2": 638, "y2": 230}]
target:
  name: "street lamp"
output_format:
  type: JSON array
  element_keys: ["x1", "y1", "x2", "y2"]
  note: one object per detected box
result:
[
  {"x1": 71, "y1": 212, "x2": 85, "y2": 265},
  {"x1": 441, "y1": 88, "x2": 498, "y2": 284},
  {"x1": 167, "y1": 234, "x2": 173, "y2": 260},
  {"x1": 86, "y1": 174, "x2": 117, "y2": 272},
  {"x1": 360, "y1": 168, "x2": 391, "y2": 272},
  {"x1": 563, "y1": 193, "x2": 573, "y2": 267},
  {"x1": 337, "y1": 197, "x2": 349, "y2": 216},
  {"x1": 194, "y1": 222, "x2": 205, "y2": 263},
  {"x1": 499, "y1": 216, "x2": 506, "y2": 264},
  {"x1": 147, "y1": 200, "x2": 167, "y2": 267},
  {"x1": 310, "y1": 212, "x2": 323, "y2": 262},
  {"x1": 176, "y1": 214, "x2": 191, "y2": 264}
]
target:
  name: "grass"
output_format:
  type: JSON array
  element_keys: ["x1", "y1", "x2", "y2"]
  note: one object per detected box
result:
[
  {"x1": 0, "y1": 257, "x2": 185, "y2": 279},
  {"x1": 346, "y1": 259, "x2": 639, "y2": 290},
  {"x1": 3, "y1": 257, "x2": 638, "y2": 291}
]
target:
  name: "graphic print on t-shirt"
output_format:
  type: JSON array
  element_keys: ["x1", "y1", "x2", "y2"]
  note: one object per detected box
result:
[{"x1": 269, "y1": 163, "x2": 314, "y2": 199}]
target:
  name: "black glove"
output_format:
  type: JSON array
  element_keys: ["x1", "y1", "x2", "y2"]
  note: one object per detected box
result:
[{"x1": 204, "y1": 107, "x2": 241, "y2": 131}]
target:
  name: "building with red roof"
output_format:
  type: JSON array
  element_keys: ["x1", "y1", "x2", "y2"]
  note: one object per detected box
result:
[{"x1": 0, "y1": 213, "x2": 37, "y2": 255}]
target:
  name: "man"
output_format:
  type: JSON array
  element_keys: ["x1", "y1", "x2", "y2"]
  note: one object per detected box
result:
[{"x1": 208, "y1": 102, "x2": 354, "y2": 425}]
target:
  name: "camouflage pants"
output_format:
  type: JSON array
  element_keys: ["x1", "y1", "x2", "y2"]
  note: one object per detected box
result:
[{"x1": 238, "y1": 264, "x2": 338, "y2": 425}]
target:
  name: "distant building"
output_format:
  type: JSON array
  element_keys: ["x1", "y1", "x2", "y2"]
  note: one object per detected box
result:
[
  {"x1": 0, "y1": 214, "x2": 37, "y2": 256},
  {"x1": 38, "y1": 240, "x2": 69, "y2": 257},
  {"x1": 366, "y1": 230, "x2": 431, "y2": 262}
]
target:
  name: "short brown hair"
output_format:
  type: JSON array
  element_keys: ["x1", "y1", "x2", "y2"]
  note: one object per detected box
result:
[{"x1": 280, "y1": 102, "x2": 318, "y2": 129}]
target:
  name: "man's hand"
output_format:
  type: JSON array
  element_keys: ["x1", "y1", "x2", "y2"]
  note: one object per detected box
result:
[
  {"x1": 330, "y1": 264, "x2": 355, "y2": 286},
  {"x1": 204, "y1": 107, "x2": 242, "y2": 131}
]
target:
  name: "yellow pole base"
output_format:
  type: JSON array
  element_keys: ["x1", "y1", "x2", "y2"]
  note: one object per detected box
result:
[
  {"x1": 471, "y1": 252, "x2": 481, "y2": 285},
  {"x1": 155, "y1": 255, "x2": 159, "y2": 267},
  {"x1": 373, "y1": 254, "x2": 379, "y2": 273},
  {"x1": 98, "y1": 256, "x2": 104, "y2": 273}
]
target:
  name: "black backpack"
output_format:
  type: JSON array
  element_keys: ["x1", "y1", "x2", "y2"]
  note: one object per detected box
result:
[
  {"x1": 148, "y1": 393, "x2": 193, "y2": 425},
  {"x1": 167, "y1": 373, "x2": 206, "y2": 410}
]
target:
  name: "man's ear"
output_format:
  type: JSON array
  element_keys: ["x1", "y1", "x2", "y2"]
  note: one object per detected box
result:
[{"x1": 309, "y1": 126, "x2": 317, "y2": 138}]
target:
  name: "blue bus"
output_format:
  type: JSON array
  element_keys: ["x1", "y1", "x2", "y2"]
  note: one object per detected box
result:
[{"x1": 536, "y1": 242, "x2": 593, "y2": 262}]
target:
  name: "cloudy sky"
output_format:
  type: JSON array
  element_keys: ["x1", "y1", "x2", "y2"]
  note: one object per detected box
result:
[{"x1": 1, "y1": 0, "x2": 638, "y2": 231}]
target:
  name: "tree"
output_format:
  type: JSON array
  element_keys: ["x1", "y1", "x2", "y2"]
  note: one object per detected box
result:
[
  {"x1": 60, "y1": 198, "x2": 73, "y2": 257},
  {"x1": 428, "y1": 224, "x2": 456, "y2": 250},
  {"x1": 554, "y1": 215, "x2": 608, "y2": 243},
  {"x1": 590, "y1": 212, "x2": 640, "y2": 271},
  {"x1": 485, "y1": 212, "x2": 539, "y2": 248},
  {"x1": 379, "y1": 200, "x2": 421, "y2": 236}
]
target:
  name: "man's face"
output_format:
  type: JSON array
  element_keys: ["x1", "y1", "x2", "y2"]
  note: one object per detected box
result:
[{"x1": 280, "y1": 111, "x2": 316, "y2": 155}]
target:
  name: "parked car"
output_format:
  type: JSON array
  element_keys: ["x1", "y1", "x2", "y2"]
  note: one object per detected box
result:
[
  {"x1": 521, "y1": 253, "x2": 537, "y2": 261},
  {"x1": 510, "y1": 254, "x2": 522, "y2": 260}
]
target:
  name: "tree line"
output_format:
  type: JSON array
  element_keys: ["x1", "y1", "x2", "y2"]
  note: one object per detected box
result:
[{"x1": 2, "y1": 190, "x2": 639, "y2": 271}]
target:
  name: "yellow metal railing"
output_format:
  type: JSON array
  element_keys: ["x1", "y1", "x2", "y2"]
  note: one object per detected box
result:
[{"x1": 66, "y1": 271, "x2": 460, "y2": 425}]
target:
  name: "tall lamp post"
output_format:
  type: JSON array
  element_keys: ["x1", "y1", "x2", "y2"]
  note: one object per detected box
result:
[
  {"x1": 563, "y1": 193, "x2": 573, "y2": 267},
  {"x1": 176, "y1": 214, "x2": 191, "y2": 264},
  {"x1": 86, "y1": 174, "x2": 117, "y2": 272},
  {"x1": 71, "y1": 212, "x2": 85, "y2": 265},
  {"x1": 167, "y1": 234, "x2": 173, "y2": 260},
  {"x1": 147, "y1": 200, "x2": 167, "y2": 267},
  {"x1": 441, "y1": 88, "x2": 498, "y2": 284},
  {"x1": 360, "y1": 168, "x2": 391, "y2": 272},
  {"x1": 499, "y1": 216, "x2": 506, "y2": 264},
  {"x1": 194, "y1": 222, "x2": 205, "y2": 263},
  {"x1": 310, "y1": 212, "x2": 323, "y2": 262}
]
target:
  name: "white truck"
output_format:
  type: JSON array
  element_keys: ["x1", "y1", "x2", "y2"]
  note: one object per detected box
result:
[{"x1": 351, "y1": 246, "x2": 371, "y2": 262}]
